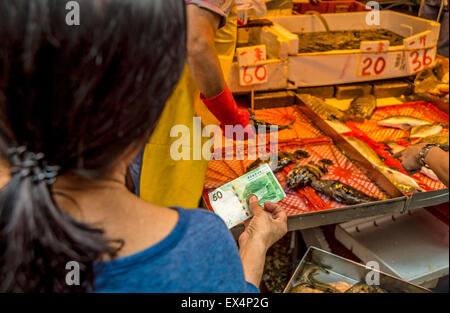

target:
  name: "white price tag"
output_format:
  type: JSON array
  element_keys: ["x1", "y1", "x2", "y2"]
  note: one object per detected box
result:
[
  {"x1": 403, "y1": 30, "x2": 435, "y2": 74},
  {"x1": 357, "y1": 40, "x2": 390, "y2": 77},
  {"x1": 236, "y1": 45, "x2": 268, "y2": 86}
]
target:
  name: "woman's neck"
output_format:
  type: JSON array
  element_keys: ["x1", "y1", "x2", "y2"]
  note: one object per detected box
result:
[
  {"x1": 53, "y1": 171, "x2": 130, "y2": 221},
  {"x1": 52, "y1": 170, "x2": 180, "y2": 259}
]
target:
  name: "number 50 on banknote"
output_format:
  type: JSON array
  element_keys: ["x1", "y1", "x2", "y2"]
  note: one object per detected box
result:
[{"x1": 208, "y1": 164, "x2": 286, "y2": 228}]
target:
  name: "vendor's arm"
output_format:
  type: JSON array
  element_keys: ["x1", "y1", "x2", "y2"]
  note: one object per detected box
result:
[
  {"x1": 186, "y1": 3, "x2": 250, "y2": 128},
  {"x1": 239, "y1": 196, "x2": 288, "y2": 287},
  {"x1": 186, "y1": 5, "x2": 225, "y2": 98},
  {"x1": 425, "y1": 146, "x2": 449, "y2": 187},
  {"x1": 395, "y1": 144, "x2": 449, "y2": 187}
]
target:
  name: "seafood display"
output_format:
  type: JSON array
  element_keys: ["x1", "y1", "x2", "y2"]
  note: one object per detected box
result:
[
  {"x1": 409, "y1": 123, "x2": 446, "y2": 139},
  {"x1": 384, "y1": 141, "x2": 406, "y2": 155},
  {"x1": 377, "y1": 116, "x2": 431, "y2": 129},
  {"x1": 384, "y1": 141, "x2": 440, "y2": 181},
  {"x1": 343, "y1": 95, "x2": 377, "y2": 122},
  {"x1": 297, "y1": 94, "x2": 346, "y2": 120},
  {"x1": 377, "y1": 166, "x2": 423, "y2": 192},
  {"x1": 290, "y1": 263, "x2": 385, "y2": 293},
  {"x1": 285, "y1": 159, "x2": 333, "y2": 189},
  {"x1": 420, "y1": 167, "x2": 440, "y2": 181},
  {"x1": 295, "y1": 29, "x2": 404, "y2": 53},
  {"x1": 344, "y1": 136, "x2": 423, "y2": 192},
  {"x1": 417, "y1": 133, "x2": 449, "y2": 145},
  {"x1": 311, "y1": 180, "x2": 379, "y2": 205},
  {"x1": 246, "y1": 150, "x2": 310, "y2": 173},
  {"x1": 249, "y1": 114, "x2": 296, "y2": 133},
  {"x1": 414, "y1": 62, "x2": 450, "y2": 100},
  {"x1": 344, "y1": 282, "x2": 385, "y2": 294},
  {"x1": 285, "y1": 155, "x2": 378, "y2": 204},
  {"x1": 344, "y1": 136, "x2": 385, "y2": 167}
]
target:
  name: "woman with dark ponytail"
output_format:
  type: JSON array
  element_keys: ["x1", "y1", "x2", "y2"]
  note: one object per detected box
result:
[{"x1": 0, "y1": 0, "x2": 287, "y2": 293}]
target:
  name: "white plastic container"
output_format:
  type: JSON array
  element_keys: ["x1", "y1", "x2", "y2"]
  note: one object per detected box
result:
[
  {"x1": 230, "y1": 23, "x2": 292, "y2": 93},
  {"x1": 270, "y1": 11, "x2": 440, "y2": 87},
  {"x1": 228, "y1": 59, "x2": 288, "y2": 93}
]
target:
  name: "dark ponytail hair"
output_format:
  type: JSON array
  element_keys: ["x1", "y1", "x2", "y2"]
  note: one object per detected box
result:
[{"x1": 0, "y1": 0, "x2": 186, "y2": 292}]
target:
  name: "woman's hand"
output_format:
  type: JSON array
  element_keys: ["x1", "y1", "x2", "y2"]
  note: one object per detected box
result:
[
  {"x1": 238, "y1": 195, "x2": 287, "y2": 288},
  {"x1": 394, "y1": 143, "x2": 427, "y2": 175},
  {"x1": 239, "y1": 195, "x2": 287, "y2": 251}
]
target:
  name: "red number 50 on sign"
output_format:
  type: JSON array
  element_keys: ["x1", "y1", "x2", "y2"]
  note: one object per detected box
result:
[{"x1": 239, "y1": 65, "x2": 268, "y2": 86}]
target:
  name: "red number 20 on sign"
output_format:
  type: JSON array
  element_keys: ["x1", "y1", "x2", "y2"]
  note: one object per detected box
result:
[
  {"x1": 358, "y1": 40, "x2": 390, "y2": 77},
  {"x1": 360, "y1": 56, "x2": 386, "y2": 76}
]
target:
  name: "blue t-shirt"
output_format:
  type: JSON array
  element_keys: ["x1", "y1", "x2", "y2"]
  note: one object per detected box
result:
[{"x1": 94, "y1": 207, "x2": 259, "y2": 293}]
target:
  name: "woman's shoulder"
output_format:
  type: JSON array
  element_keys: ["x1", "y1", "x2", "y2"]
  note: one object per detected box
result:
[{"x1": 174, "y1": 207, "x2": 230, "y2": 237}]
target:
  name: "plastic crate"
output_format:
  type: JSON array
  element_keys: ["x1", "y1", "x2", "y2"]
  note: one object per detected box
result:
[{"x1": 293, "y1": 1, "x2": 371, "y2": 14}]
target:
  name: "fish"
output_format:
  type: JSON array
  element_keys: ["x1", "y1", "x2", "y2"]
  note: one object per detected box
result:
[
  {"x1": 409, "y1": 123, "x2": 446, "y2": 139},
  {"x1": 344, "y1": 136, "x2": 423, "y2": 192},
  {"x1": 246, "y1": 149, "x2": 310, "y2": 173},
  {"x1": 377, "y1": 116, "x2": 431, "y2": 130},
  {"x1": 249, "y1": 114, "x2": 295, "y2": 133},
  {"x1": 311, "y1": 180, "x2": 378, "y2": 205},
  {"x1": 343, "y1": 95, "x2": 377, "y2": 121},
  {"x1": 344, "y1": 136, "x2": 385, "y2": 167},
  {"x1": 384, "y1": 141, "x2": 406, "y2": 155},
  {"x1": 290, "y1": 285, "x2": 324, "y2": 293},
  {"x1": 292, "y1": 263, "x2": 342, "y2": 294},
  {"x1": 325, "y1": 119, "x2": 351, "y2": 133},
  {"x1": 285, "y1": 159, "x2": 334, "y2": 190},
  {"x1": 417, "y1": 133, "x2": 449, "y2": 145},
  {"x1": 420, "y1": 167, "x2": 439, "y2": 181},
  {"x1": 297, "y1": 94, "x2": 346, "y2": 121},
  {"x1": 344, "y1": 282, "x2": 385, "y2": 293},
  {"x1": 377, "y1": 166, "x2": 423, "y2": 192}
]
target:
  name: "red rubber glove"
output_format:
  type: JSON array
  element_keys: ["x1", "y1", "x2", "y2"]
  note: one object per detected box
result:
[{"x1": 200, "y1": 85, "x2": 251, "y2": 129}]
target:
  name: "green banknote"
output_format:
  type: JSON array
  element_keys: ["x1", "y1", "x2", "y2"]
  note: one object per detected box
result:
[{"x1": 208, "y1": 163, "x2": 286, "y2": 228}]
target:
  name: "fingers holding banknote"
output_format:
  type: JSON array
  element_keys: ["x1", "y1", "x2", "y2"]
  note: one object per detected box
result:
[{"x1": 239, "y1": 195, "x2": 287, "y2": 250}]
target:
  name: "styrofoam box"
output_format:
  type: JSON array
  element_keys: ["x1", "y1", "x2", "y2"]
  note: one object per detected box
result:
[
  {"x1": 335, "y1": 208, "x2": 449, "y2": 287},
  {"x1": 229, "y1": 23, "x2": 291, "y2": 93},
  {"x1": 270, "y1": 11, "x2": 440, "y2": 87},
  {"x1": 228, "y1": 59, "x2": 288, "y2": 93}
]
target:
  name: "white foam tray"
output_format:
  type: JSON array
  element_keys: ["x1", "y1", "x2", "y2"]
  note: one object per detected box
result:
[{"x1": 335, "y1": 208, "x2": 449, "y2": 286}]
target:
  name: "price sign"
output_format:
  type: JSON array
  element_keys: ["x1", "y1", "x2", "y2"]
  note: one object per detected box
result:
[
  {"x1": 404, "y1": 30, "x2": 435, "y2": 74},
  {"x1": 358, "y1": 40, "x2": 390, "y2": 77},
  {"x1": 237, "y1": 45, "x2": 268, "y2": 86}
]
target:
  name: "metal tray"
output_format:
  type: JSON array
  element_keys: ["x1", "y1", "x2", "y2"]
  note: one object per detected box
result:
[
  {"x1": 284, "y1": 247, "x2": 430, "y2": 293},
  {"x1": 223, "y1": 94, "x2": 408, "y2": 236},
  {"x1": 213, "y1": 93, "x2": 446, "y2": 235}
]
